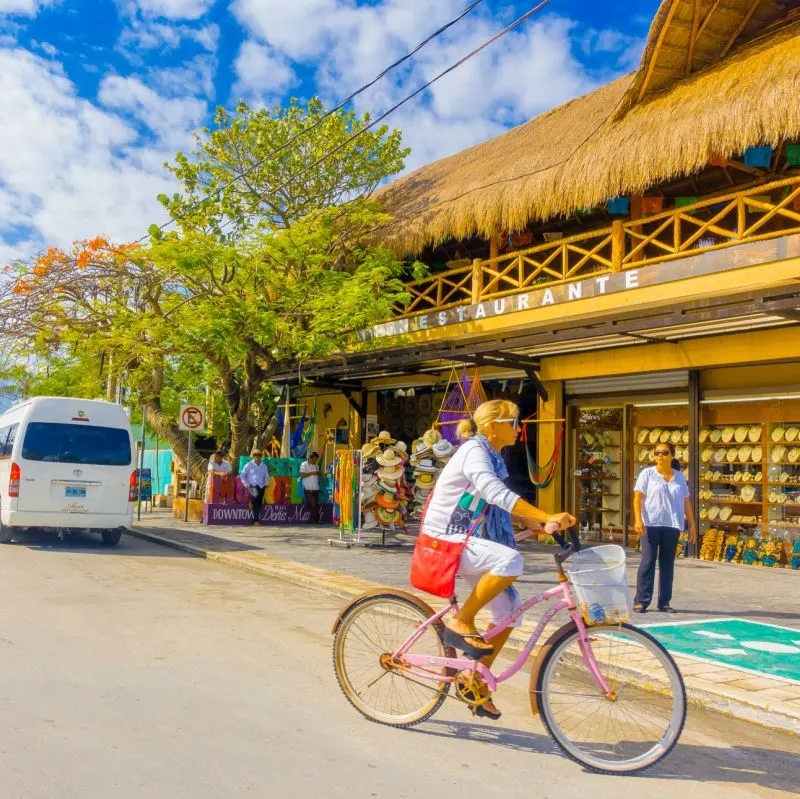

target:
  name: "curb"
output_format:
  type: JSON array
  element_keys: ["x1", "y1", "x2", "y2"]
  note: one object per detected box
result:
[{"x1": 126, "y1": 527, "x2": 799, "y2": 736}]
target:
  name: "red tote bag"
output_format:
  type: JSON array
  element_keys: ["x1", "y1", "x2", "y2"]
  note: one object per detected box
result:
[{"x1": 409, "y1": 496, "x2": 486, "y2": 598}]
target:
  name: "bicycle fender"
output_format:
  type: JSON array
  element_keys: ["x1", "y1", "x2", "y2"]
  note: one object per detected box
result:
[
  {"x1": 528, "y1": 620, "x2": 577, "y2": 717},
  {"x1": 330, "y1": 588, "x2": 438, "y2": 635}
]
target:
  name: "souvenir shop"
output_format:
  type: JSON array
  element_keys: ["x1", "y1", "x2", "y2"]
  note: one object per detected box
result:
[{"x1": 565, "y1": 363, "x2": 800, "y2": 570}]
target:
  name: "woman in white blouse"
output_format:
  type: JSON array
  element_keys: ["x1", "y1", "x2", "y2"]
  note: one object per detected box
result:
[{"x1": 420, "y1": 399, "x2": 574, "y2": 718}]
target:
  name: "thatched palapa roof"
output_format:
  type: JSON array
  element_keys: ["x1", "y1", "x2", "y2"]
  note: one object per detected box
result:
[{"x1": 377, "y1": 0, "x2": 800, "y2": 255}]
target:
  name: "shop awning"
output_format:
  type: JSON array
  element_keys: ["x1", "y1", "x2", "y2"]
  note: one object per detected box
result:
[{"x1": 269, "y1": 285, "x2": 800, "y2": 395}]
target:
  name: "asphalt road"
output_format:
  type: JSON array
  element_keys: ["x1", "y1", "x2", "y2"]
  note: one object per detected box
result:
[{"x1": 0, "y1": 530, "x2": 798, "y2": 799}]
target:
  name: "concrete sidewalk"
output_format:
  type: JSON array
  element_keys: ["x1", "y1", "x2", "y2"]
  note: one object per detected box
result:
[{"x1": 128, "y1": 510, "x2": 800, "y2": 735}]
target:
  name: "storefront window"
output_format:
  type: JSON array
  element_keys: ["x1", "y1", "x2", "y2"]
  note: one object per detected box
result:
[
  {"x1": 573, "y1": 408, "x2": 623, "y2": 542},
  {"x1": 699, "y1": 397, "x2": 800, "y2": 567}
]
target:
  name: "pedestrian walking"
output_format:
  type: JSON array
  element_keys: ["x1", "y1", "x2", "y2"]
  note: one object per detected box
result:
[
  {"x1": 300, "y1": 452, "x2": 321, "y2": 523},
  {"x1": 240, "y1": 450, "x2": 270, "y2": 525},
  {"x1": 633, "y1": 441, "x2": 697, "y2": 613}
]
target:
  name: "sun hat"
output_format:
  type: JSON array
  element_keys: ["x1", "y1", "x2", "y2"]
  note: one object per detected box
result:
[
  {"x1": 771, "y1": 445, "x2": 787, "y2": 464},
  {"x1": 734, "y1": 426, "x2": 748, "y2": 443},
  {"x1": 361, "y1": 485, "x2": 379, "y2": 506},
  {"x1": 432, "y1": 439, "x2": 454, "y2": 460},
  {"x1": 422, "y1": 428, "x2": 442, "y2": 448},
  {"x1": 636, "y1": 428, "x2": 650, "y2": 444},
  {"x1": 362, "y1": 442, "x2": 381, "y2": 460},
  {"x1": 786, "y1": 427, "x2": 799, "y2": 442},
  {"x1": 709, "y1": 428, "x2": 722, "y2": 443},
  {"x1": 772, "y1": 426, "x2": 786, "y2": 443},
  {"x1": 395, "y1": 440, "x2": 408, "y2": 453},
  {"x1": 740, "y1": 484, "x2": 756, "y2": 502},
  {"x1": 721, "y1": 427, "x2": 735, "y2": 443},
  {"x1": 377, "y1": 466, "x2": 404, "y2": 482},
  {"x1": 372, "y1": 430, "x2": 396, "y2": 445},
  {"x1": 376, "y1": 448, "x2": 402, "y2": 468},
  {"x1": 361, "y1": 472, "x2": 378, "y2": 485},
  {"x1": 375, "y1": 505, "x2": 401, "y2": 525},
  {"x1": 699, "y1": 428, "x2": 710, "y2": 443},
  {"x1": 748, "y1": 425, "x2": 761, "y2": 443},
  {"x1": 414, "y1": 472, "x2": 435, "y2": 485},
  {"x1": 414, "y1": 457, "x2": 439, "y2": 473},
  {"x1": 362, "y1": 509, "x2": 378, "y2": 528},
  {"x1": 670, "y1": 429, "x2": 682, "y2": 445},
  {"x1": 751, "y1": 445, "x2": 762, "y2": 462}
]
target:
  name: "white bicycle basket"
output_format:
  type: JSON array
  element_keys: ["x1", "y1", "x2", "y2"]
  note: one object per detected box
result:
[{"x1": 568, "y1": 545, "x2": 631, "y2": 626}]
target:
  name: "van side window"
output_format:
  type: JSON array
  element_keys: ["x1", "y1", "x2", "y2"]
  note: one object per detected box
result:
[{"x1": 0, "y1": 423, "x2": 17, "y2": 460}]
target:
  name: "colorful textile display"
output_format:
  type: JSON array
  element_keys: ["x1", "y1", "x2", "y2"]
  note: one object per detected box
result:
[
  {"x1": 436, "y1": 367, "x2": 487, "y2": 445},
  {"x1": 360, "y1": 431, "x2": 411, "y2": 531},
  {"x1": 333, "y1": 450, "x2": 360, "y2": 532}
]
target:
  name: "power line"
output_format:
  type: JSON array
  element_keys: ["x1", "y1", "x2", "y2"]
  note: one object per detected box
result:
[
  {"x1": 215, "y1": 0, "x2": 555, "y2": 237},
  {"x1": 140, "y1": 0, "x2": 490, "y2": 243}
]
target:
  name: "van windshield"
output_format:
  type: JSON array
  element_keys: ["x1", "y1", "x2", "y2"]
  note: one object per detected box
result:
[{"x1": 22, "y1": 422, "x2": 132, "y2": 466}]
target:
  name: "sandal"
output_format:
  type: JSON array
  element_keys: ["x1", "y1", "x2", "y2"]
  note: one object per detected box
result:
[
  {"x1": 457, "y1": 678, "x2": 502, "y2": 720},
  {"x1": 443, "y1": 626, "x2": 494, "y2": 658}
]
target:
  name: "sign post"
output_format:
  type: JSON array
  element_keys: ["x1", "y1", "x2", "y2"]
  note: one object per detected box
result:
[
  {"x1": 137, "y1": 404, "x2": 146, "y2": 521},
  {"x1": 178, "y1": 404, "x2": 206, "y2": 522}
]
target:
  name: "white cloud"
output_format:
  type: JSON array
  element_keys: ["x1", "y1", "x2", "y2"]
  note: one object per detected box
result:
[
  {"x1": 0, "y1": 0, "x2": 57, "y2": 16},
  {"x1": 118, "y1": 18, "x2": 219, "y2": 54},
  {"x1": 124, "y1": 0, "x2": 215, "y2": 21},
  {"x1": 232, "y1": 40, "x2": 296, "y2": 103},
  {"x1": 0, "y1": 46, "x2": 200, "y2": 260}
]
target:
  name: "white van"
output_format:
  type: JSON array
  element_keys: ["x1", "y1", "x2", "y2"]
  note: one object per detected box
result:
[{"x1": 0, "y1": 397, "x2": 136, "y2": 546}]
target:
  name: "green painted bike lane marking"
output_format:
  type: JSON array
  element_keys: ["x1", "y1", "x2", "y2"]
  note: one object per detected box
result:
[{"x1": 642, "y1": 618, "x2": 800, "y2": 683}]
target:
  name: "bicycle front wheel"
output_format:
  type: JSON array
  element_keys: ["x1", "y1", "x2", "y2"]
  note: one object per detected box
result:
[
  {"x1": 333, "y1": 592, "x2": 453, "y2": 727},
  {"x1": 535, "y1": 622, "x2": 686, "y2": 774}
]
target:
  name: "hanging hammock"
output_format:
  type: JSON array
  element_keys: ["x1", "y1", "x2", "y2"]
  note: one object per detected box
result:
[
  {"x1": 521, "y1": 423, "x2": 564, "y2": 488},
  {"x1": 435, "y1": 366, "x2": 488, "y2": 444}
]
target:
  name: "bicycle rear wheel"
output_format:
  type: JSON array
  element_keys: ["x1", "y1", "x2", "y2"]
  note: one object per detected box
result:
[
  {"x1": 535, "y1": 623, "x2": 686, "y2": 774},
  {"x1": 333, "y1": 592, "x2": 453, "y2": 727}
]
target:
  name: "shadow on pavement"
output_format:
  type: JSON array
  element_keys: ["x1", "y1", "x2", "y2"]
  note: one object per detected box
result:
[
  {"x1": 408, "y1": 719, "x2": 800, "y2": 790},
  {"x1": 5, "y1": 529, "x2": 192, "y2": 557}
]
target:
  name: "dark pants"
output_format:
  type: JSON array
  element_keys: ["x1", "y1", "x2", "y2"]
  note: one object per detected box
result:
[
  {"x1": 305, "y1": 490, "x2": 320, "y2": 523},
  {"x1": 249, "y1": 486, "x2": 265, "y2": 523},
  {"x1": 635, "y1": 526, "x2": 680, "y2": 609}
]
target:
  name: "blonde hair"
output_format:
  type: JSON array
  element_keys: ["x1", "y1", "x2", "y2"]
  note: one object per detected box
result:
[{"x1": 456, "y1": 399, "x2": 520, "y2": 441}]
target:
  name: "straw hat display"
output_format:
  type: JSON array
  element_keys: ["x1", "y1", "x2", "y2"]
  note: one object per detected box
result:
[
  {"x1": 432, "y1": 439, "x2": 454, "y2": 461},
  {"x1": 362, "y1": 442, "x2": 381, "y2": 460},
  {"x1": 740, "y1": 484, "x2": 757, "y2": 502},
  {"x1": 372, "y1": 430, "x2": 396, "y2": 445},
  {"x1": 376, "y1": 448, "x2": 402, "y2": 468},
  {"x1": 422, "y1": 428, "x2": 442, "y2": 448},
  {"x1": 721, "y1": 427, "x2": 735, "y2": 443}
]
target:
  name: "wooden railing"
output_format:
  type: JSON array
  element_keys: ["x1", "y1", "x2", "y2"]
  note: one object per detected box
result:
[{"x1": 395, "y1": 176, "x2": 800, "y2": 318}]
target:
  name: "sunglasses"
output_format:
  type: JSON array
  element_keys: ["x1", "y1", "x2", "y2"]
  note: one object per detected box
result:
[
  {"x1": 495, "y1": 418, "x2": 521, "y2": 430},
  {"x1": 654, "y1": 450, "x2": 672, "y2": 456}
]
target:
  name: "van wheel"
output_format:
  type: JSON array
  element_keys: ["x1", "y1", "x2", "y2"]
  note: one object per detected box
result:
[{"x1": 101, "y1": 529, "x2": 122, "y2": 547}]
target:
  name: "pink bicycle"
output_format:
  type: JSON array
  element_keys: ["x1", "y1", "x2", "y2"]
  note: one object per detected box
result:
[{"x1": 332, "y1": 530, "x2": 686, "y2": 775}]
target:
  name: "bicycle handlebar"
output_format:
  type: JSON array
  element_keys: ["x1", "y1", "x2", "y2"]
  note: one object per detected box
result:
[{"x1": 551, "y1": 527, "x2": 581, "y2": 566}]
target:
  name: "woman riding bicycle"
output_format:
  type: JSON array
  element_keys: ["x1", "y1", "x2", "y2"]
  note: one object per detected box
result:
[{"x1": 419, "y1": 399, "x2": 575, "y2": 718}]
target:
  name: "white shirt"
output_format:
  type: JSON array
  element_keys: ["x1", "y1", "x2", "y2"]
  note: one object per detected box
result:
[
  {"x1": 634, "y1": 466, "x2": 689, "y2": 530},
  {"x1": 422, "y1": 438, "x2": 519, "y2": 537},
  {"x1": 207, "y1": 459, "x2": 232, "y2": 475},
  {"x1": 300, "y1": 460, "x2": 320, "y2": 491},
  {"x1": 240, "y1": 459, "x2": 270, "y2": 488}
]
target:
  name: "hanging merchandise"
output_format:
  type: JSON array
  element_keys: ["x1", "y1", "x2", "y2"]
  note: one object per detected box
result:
[
  {"x1": 332, "y1": 450, "x2": 361, "y2": 540},
  {"x1": 743, "y1": 145, "x2": 773, "y2": 168},
  {"x1": 435, "y1": 367, "x2": 488, "y2": 445},
  {"x1": 607, "y1": 196, "x2": 630, "y2": 215},
  {"x1": 522, "y1": 423, "x2": 565, "y2": 488},
  {"x1": 409, "y1": 429, "x2": 454, "y2": 519}
]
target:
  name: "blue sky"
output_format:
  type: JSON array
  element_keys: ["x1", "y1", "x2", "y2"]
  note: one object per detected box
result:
[{"x1": 0, "y1": 0, "x2": 660, "y2": 263}]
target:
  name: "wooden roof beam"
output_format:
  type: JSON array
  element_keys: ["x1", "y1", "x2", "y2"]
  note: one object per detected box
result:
[
  {"x1": 721, "y1": 0, "x2": 762, "y2": 58},
  {"x1": 637, "y1": 0, "x2": 682, "y2": 101},
  {"x1": 697, "y1": 0, "x2": 725, "y2": 36},
  {"x1": 687, "y1": 0, "x2": 702, "y2": 73}
]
